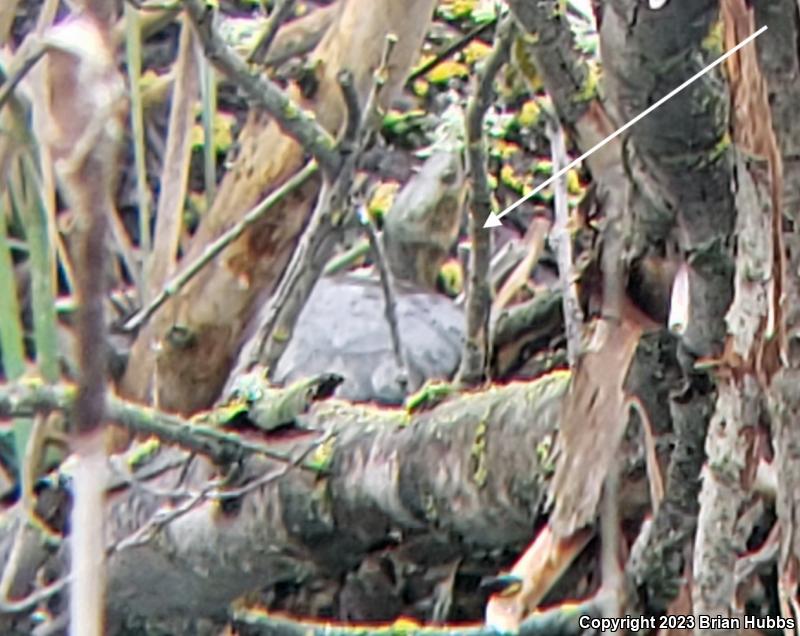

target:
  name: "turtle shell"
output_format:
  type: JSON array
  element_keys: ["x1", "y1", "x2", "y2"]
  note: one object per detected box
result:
[{"x1": 271, "y1": 274, "x2": 464, "y2": 404}]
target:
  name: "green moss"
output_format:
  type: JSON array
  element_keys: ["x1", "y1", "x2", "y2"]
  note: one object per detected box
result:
[
  {"x1": 127, "y1": 437, "x2": 161, "y2": 470},
  {"x1": 702, "y1": 19, "x2": 725, "y2": 56},
  {"x1": 437, "y1": 259, "x2": 463, "y2": 297},
  {"x1": 707, "y1": 131, "x2": 732, "y2": 163},
  {"x1": 427, "y1": 60, "x2": 470, "y2": 85},
  {"x1": 381, "y1": 109, "x2": 427, "y2": 143},
  {"x1": 573, "y1": 62, "x2": 599, "y2": 103},
  {"x1": 282, "y1": 101, "x2": 299, "y2": 119},
  {"x1": 517, "y1": 100, "x2": 541, "y2": 128},
  {"x1": 190, "y1": 111, "x2": 235, "y2": 153},
  {"x1": 412, "y1": 79, "x2": 430, "y2": 97},
  {"x1": 404, "y1": 381, "x2": 455, "y2": 413},
  {"x1": 500, "y1": 164, "x2": 534, "y2": 194},
  {"x1": 512, "y1": 37, "x2": 543, "y2": 92},
  {"x1": 307, "y1": 434, "x2": 336, "y2": 472},
  {"x1": 437, "y1": 0, "x2": 477, "y2": 21}
]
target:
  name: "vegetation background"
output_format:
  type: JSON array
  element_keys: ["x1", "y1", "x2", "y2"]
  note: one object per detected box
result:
[{"x1": 0, "y1": 0, "x2": 798, "y2": 634}]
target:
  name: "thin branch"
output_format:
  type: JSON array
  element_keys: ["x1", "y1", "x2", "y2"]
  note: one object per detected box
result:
[
  {"x1": 253, "y1": 173, "x2": 341, "y2": 370},
  {"x1": 255, "y1": 37, "x2": 398, "y2": 372},
  {"x1": 0, "y1": 575, "x2": 70, "y2": 614},
  {"x1": 145, "y1": 13, "x2": 200, "y2": 299},
  {"x1": 457, "y1": 14, "x2": 514, "y2": 386},
  {"x1": 0, "y1": 415, "x2": 52, "y2": 602},
  {"x1": 348, "y1": 35, "x2": 408, "y2": 381},
  {"x1": 491, "y1": 215, "x2": 550, "y2": 315},
  {"x1": 0, "y1": 380, "x2": 325, "y2": 469},
  {"x1": 108, "y1": 454, "x2": 193, "y2": 498},
  {"x1": 406, "y1": 18, "x2": 496, "y2": 85},
  {"x1": 183, "y1": 0, "x2": 340, "y2": 175},
  {"x1": 106, "y1": 428, "x2": 331, "y2": 504},
  {"x1": 248, "y1": 0, "x2": 297, "y2": 65},
  {"x1": 547, "y1": 118, "x2": 583, "y2": 367},
  {"x1": 362, "y1": 207, "x2": 409, "y2": 386},
  {"x1": 0, "y1": 40, "x2": 46, "y2": 112},
  {"x1": 109, "y1": 475, "x2": 226, "y2": 552},
  {"x1": 323, "y1": 237, "x2": 371, "y2": 275},
  {"x1": 122, "y1": 160, "x2": 319, "y2": 332}
]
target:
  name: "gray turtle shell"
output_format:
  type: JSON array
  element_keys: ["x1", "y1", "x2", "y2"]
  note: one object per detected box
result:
[{"x1": 272, "y1": 274, "x2": 464, "y2": 404}]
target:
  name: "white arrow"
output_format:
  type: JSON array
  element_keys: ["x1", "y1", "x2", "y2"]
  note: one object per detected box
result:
[{"x1": 485, "y1": 25, "x2": 767, "y2": 229}]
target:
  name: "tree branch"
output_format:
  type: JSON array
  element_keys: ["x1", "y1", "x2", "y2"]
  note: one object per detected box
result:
[
  {"x1": 457, "y1": 14, "x2": 514, "y2": 386},
  {"x1": 183, "y1": 0, "x2": 340, "y2": 175}
]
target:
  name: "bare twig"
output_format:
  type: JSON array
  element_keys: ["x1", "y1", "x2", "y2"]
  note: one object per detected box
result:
[
  {"x1": 491, "y1": 215, "x2": 551, "y2": 315},
  {"x1": 146, "y1": 13, "x2": 200, "y2": 300},
  {"x1": 457, "y1": 14, "x2": 514, "y2": 386},
  {"x1": 123, "y1": 160, "x2": 319, "y2": 332},
  {"x1": 215, "y1": 429, "x2": 332, "y2": 500},
  {"x1": 0, "y1": 574, "x2": 70, "y2": 614},
  {"x1": 108, "y1": 454, "x2": 193, "y2": 498},
  {"x1": 110, "y1": 430, "x2": 331, "y2": 553},
  {"x1": 253, "y1": 174, "x2": 343, "y2": 370},
  {"x1": 547, "y1": 119, "x2": 584, "y2": 367},
  {"x1": 0, "y1": 415, "x2": 52, "y2": 602},
  {"x1": 0, "y1": 380, "x2": 325, "y2": 469},
  {"x1": 362, "y1": 206, "x2": 409, "y2": 386},
  {"x1": 110, "y1": 476, "x2": 225, "y2": 552},
  {"x1": 184, "y1": 0, "x2": 340, "y2": 175},
  {"x1": 347, "y1": 35, "x2": 409, "y2": 381},
  {"x1": 255, "y1": 37, "x2": 399, "y2": 372},
  {"x1": 406, "y1": 18, "x2": 496, "y2": 85},
  {"x1": 0, "y1": 40, "x2": 46, "y2": 112},
  {"x1": 322, "y1": 237, "x2": 371, "y2": 275},
  {"x1": 128, "y1": 1, "x2": 335, "y2": 69},
  {"x1": 248, "y1": 0, "x2": 297, "y2": 65}
]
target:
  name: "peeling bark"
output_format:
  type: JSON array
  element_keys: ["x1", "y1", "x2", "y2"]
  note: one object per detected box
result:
[{"x1": 752, "y1": 0, "x2": 800, "y2": 621}]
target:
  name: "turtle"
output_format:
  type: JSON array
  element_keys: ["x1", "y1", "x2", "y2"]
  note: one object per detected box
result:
[
  {"x1": 235, "y1": 273, "x2": 465, "y2": 405},
  {"x1": 230, "y1": 124, "x2": 468, "y2": 405},
  {"x1": 274, "y1": 274, "x2": 464, "y2": 404}
]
